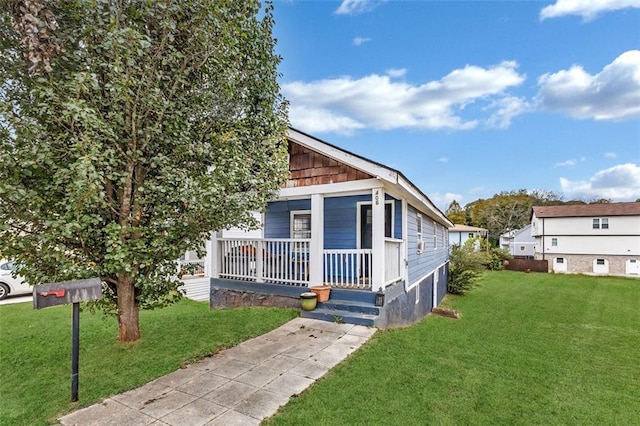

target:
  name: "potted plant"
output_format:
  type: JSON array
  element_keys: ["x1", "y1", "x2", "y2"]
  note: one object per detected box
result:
[
  {"x1": 300, "y1": 292, "x2": 318, "y2": 311},
  {"x1": 310, "y1": 285, "x2": 331, "y2": 302}
]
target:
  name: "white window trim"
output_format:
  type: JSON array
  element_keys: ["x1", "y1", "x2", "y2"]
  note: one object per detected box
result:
[
  {"x1": 416, "y1": 212, "x2": 424, "y2": 254},
  {"x1": 290, "y1": 210, "x2": 311, "y2": 239}
]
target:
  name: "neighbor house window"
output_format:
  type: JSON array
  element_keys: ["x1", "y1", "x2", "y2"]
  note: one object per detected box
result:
[
  {"x1": 551, "y1": 238, "x2": 558, "y2": 246},
  {"x1": 520, "y1": 246, "x2": 525, "y2": 251},
  {"x1": 468, "y1": 233, "x2": 474, "y2": 238},
  {"x1": 291, "y1": 211, "x2": 311, "y2": 239},
  {"x1": 556, "y1": 258, "x2": 564, "y2": 264},
  {"x1": 593, "y1": 218, "x2": 609, "y2": 229},
  {"x1": 596, "y1": 259, "x2": 605, "y2": 265}
]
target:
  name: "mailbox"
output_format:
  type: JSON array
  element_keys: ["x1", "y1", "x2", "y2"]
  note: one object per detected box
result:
[
  {"x1": 34, "y1": 278, "x2": 102, "y2": 310},
  {"x1": 33, "y1": 277, "x2": 103, "y2": 402}
]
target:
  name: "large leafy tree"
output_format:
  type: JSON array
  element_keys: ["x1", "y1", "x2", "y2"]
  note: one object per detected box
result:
[
  {"x1": 0, "y1": 0, "x2": 288, "y2": 341},
  {"x1": 445, "y1": 200, "x2": 465, "y2": 224},
  {"x1": 465, "y1": 189, "x2": 563, "y2": 243}
]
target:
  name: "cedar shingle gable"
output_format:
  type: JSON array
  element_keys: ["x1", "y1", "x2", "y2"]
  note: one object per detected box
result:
[{"x1": 285, "y1": 140, "x2": 372, "y2": 187}]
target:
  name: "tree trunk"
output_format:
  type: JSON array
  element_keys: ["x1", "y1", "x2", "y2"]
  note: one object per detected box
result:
[{"x1": 116, "y1": 274, "x2": 140, "y2": 342}]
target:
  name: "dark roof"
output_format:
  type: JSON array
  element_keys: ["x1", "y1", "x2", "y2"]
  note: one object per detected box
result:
[{"x1": 532, "y1": 202, "x2": 640, "y2": 218}]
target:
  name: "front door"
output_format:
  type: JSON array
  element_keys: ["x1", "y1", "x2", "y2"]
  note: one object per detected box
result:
[
  {"x1": 359, "y1": 203, "x2": 393, "y2": 280},
  {"x1": 360, "y1": 205, "x2": 373, "y2": 280},
  {"x1": 360, "y1": 205, "x2": 373, "y2": 249}
]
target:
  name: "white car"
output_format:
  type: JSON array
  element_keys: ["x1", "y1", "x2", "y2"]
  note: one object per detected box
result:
[{"x1": 0, "y1": 259, "x2": 32, "y2": 300}]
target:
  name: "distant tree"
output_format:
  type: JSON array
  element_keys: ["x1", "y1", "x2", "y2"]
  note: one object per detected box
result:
[
  {"x1": 589, "y1": 198, "x2": 612, "y2": 204},
  {"x1": 0, "y1": 1, "x2": 288, "y2": 342},
  {"x1": 445, "y1": 200, "x2": 466, "y2": 224},
  {"x1": 466, "y1": 189, "x2": 565, "y2": 244}
]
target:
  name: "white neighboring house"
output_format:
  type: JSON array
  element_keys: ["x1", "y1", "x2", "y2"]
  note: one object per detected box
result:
[
  {"x1": 531, "y1": 203, "x2": 640, "y2": 276},
  {"x1": 448, "y1": 224, "x2": 487, "y2": 248},
  {"x1": 179, "y1": 212, "x2": 263, "y2": 301},
  {"x1": 500, "y1": 224, "x2": 535, "y2": 258}
]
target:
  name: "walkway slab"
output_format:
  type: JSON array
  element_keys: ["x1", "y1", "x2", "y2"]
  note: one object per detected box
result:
[{"x1": 58, "y1": 318, "x2": 376, "y2": 425}]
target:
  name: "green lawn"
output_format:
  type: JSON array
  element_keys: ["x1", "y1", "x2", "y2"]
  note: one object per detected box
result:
[
  {"x1": 0, "y1": 299, "x2": 297, "y2": 426},
  {"x1": 266, "y1": 271, "x2": 640, "y2": 425}
]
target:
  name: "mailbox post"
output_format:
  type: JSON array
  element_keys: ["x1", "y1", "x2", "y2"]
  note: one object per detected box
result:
[{"x1": 34, "y1": 278, "x2": 103, "y2": 402}]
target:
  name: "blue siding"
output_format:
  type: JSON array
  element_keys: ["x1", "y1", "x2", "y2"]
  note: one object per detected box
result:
[
  {"x1": 264, "y1": 194, "x2": 406, "y2": 250},
  {"x1": 407, "y1": 204, "x2": 449, "y2": 286},
  {"x1": 264, "y1": 199, "x2": 311, "y2": 238},
  {"x1": 324, "y1": 195, "x2": 369, "y2": 249}
]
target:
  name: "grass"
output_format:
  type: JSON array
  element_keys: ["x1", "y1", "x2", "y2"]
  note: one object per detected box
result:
[
  {"x1": 266, "y1": 271, "x2": 640, "y2": 425},
  {"x1": 0, "y1": 299, "x2": 297, "y2": 426}
]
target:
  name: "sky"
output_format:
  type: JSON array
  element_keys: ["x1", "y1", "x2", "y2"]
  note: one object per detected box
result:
[{"x1": 270, "y1": 0, "x2": 640, "y2": 210}]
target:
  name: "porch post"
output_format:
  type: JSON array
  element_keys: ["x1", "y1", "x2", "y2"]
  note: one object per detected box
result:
[
  {"x1": 372, "y1": 188, "x2": 385, "y2": 290},
  {"x1": 309, "y1": 193, "x2": 324, "y2": 286},
  {"x1": 205, "y1": 231, "x2": 220, "y2": 278},
  {"x1": 402, "y1": 198, "x2": 409, "y2": 286}
]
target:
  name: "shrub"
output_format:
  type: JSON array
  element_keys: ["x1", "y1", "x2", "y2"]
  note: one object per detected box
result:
[{"x1": 448, "y1": 238, "x2": 488, "y2": 294}]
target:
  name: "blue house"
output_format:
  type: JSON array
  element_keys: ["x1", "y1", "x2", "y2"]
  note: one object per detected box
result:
[{"x1": 205, "y1": 128, "x2": 453, "y2": 327}]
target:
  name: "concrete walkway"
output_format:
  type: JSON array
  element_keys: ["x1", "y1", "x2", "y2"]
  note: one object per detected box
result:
[{"x1": 59, "y1": 318, "x2": 376, "y2": 425}]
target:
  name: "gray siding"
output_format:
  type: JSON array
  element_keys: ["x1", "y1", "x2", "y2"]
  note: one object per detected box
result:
[{"x1": 407, "y1": 204, "x2": 449, "y2": 286}]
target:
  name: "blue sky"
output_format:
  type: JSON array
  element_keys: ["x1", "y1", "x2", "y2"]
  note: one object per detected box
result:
[{"x1": 271, "y1": 0, "x2": 640, "y2": 209}]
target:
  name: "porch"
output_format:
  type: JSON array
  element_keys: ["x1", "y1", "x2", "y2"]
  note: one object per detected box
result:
[{"x1": 209, "y1": 237, "x2": 404, "y2": 291}]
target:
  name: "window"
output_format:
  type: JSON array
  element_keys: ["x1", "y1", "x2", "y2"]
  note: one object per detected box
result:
[
  {"x1": 556, "y1": 258, "x2": 564, "y2": 264},
  {"x1": 520, "y1": 246, "x2": 525, "y2": 251},
  {"x1": 596, "y1": 259, "x2": 605, "y2": 265},
  {"x1": 468, "y1": 233, "x2": 474, "y2": 239},
  {"x1": 416, "y1": 213, "x2": 424, "y2": 253},
  {"x1": 291, "y1": 211, "x2": 311, "y2": 239},
  {"x1": 593, "y1": 218, "x2": 609, "y2": 229},
  {"x1": 551, "y1": 238, "x2": 558, "y2": 246},
  {"x1": 433, "y1": 221, "x2": 438, "y2": 250}
]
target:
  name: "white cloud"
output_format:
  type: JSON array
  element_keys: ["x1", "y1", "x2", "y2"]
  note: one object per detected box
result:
[
  {"x1": 485, "y1": 95, "x2": 529, "y2": 129},
  {"x1": 556, "y1": 159, "x2": 577, "y2": 167},
  {"x1": 283, "y1": 61, "x2": 526, "y2": 134},
  {"x1": 536, "y1": 50, "x2": 640, "y2": 121},
  {"x1": 335, "y1": 0, "x2": 383, "y2": 15},
  {"x1": 604, "y1": 152, "x2": 617, "y2": 158},
  {"x1": 288, "y1": 105, "x2": 365, "y2": 136},
  {"x1": 438, "y1": 157, "x2": 449, "y2": 163},
  {"x1": 430, "y1": 192, "x2": 464, "y2": 210},
  {"x1": 555, "y1": 157, "x2": 586, "y2": 167},
  {"x1": 386, "y1": 68, "x2": 406, "y2": 78},
  {"x1": 560, "y1": 163, "x2": 640, "y2": 201},
  {"x1": 353, "y1": 37, "x2": 371, "y2": 47},
  {"x1": 540, "y1": 0, "x2": 640, "y2": 21},
  {"x1": 468, "y1": 186, "x2": 485, "y2": 194}
]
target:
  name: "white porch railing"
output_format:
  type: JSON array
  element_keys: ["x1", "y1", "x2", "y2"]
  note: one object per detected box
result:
[
  {"x1": 323, "y1": 249, "x2": 373, "y2": 290},
  {"x1": 385, "y1": 238, "x2": 403, "y2": 286},
  {"x1": 217, "y1": 238, "x2": 404, "y2": 291},
  {"x1": 219, "y1": 238, "x2": 310, "y2": 286},
  {"x1": 177, "y1": 259, "x2": 205, "y2": 277}
]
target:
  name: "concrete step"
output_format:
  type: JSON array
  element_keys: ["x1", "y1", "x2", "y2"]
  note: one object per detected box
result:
[
  {"x1": 328, "y1": 288, "x2": 377, "y2": 304},
  {"x1": 301, "y1": 307, "x2": 377, "y2": 327},
  {"x1": 318, "y1": 299, "x2": 380, "y2": 315}
]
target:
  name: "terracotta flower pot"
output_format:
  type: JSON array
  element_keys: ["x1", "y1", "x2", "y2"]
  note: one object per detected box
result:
[{"x1": 310, "y1": 285, "x2": 331, "y2": 302}]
